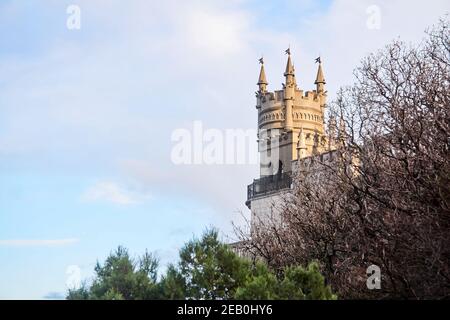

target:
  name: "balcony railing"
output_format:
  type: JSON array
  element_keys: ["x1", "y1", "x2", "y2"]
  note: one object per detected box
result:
[{"x1": 247, "y1": 172, "x2": 292, "y2": 201}]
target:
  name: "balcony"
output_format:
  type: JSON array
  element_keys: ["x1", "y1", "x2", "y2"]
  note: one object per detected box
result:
[{"x1": 246, "y1": 172, "x2": 292, "y2": 205}]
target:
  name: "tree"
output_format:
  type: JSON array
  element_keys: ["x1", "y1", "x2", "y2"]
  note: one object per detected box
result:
[
  {"x1": 162, "y1": 228, "x2": 335, "y2": 300},
  {"x1": 159, "y1": 265, "x2": 186, "y2": 299},
  {"x1": 67, "y1": 282, "x2": 90, "y2": 300},
  {"x1": 235, "y1": 262, "x2": 336, "y2": 300},
  {"x1": 67, "y1": 229, "x2": 336, "y2": 300},
  {"x1": 235, "y1": 18, "x2": 450, "y2": 299},
  {"x1": 67, "y1": 246, "x2": 161, "y2": 300},
  {"x1": 175, "y1": 229, "x2": 251, "y2": 299}
]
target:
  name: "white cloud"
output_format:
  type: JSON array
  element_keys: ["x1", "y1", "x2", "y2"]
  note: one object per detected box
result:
[
  {"x1": 182, "y1": 7, "x2": 250, "y2": 56},
  {"x1": 81, "y1": 181, "x2": 150, "y2": 205},
  {"x1": 0, "y1": 238, "x2": 79, "y2": 247},
  {"x1": 0, "y1": 0, "x2": 448, "y2": 228}
]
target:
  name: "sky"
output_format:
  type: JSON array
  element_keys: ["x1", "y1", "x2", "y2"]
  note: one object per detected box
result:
[{"x1": 0, "y1": 0, "x2": 448, "y2": 299}]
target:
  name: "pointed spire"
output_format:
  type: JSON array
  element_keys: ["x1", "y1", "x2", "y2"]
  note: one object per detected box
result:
[
  {"x1": 315, "y1": 57, "x2": 326, "y2": 94},
  {"x1": 257, "y1": 57, "x2": 268, "y2": 92},
  {"x1": 283, "y1": 48, "x2": 295, "y2": 131},
  {"x1": 315, "y1": 62, "x2": 325, "y2": 85},
  {"x1": 284, "y1": 50, "x2": 294, "y2": 76},
  {"x1": 257, "y1": 64, "x2": 267, "y2": 85}
]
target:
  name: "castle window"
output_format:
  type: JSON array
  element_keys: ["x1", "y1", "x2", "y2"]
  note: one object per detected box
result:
[{"x1": 277, "y1": 160, "x2": 283, "y2": 178}]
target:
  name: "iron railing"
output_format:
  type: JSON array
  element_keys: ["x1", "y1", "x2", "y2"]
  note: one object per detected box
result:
[{"x1": 247, "y1": 172, "x2": 292, "y2": 201}]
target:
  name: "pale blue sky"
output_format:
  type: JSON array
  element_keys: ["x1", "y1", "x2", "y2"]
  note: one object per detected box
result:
[{"x1": 0, "y1": 0, "x2": 448, "y2": 299}]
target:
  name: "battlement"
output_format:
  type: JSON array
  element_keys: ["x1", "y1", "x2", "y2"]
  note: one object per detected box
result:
[
  {"x1": 296, "y1": 89, "x2": 321, "y2": 102},
  {"x1": 257, "y1": 87, "x2": 325, "y2": 129},
  {"x1": 258, "y1": 89, "x2": 323, "y2": 107}
]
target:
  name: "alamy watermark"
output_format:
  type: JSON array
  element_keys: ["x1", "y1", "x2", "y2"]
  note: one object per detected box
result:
[
  {"x1": 171, "y1": 121, "x2": 280, "y2": 167},
  {"x1": 366, "y1": 264, "x2": 381, "y2": 290},
  {"x1": 66, "y1": 5, "x2": 81, "y2": 30},
  {"x1": 366, "y1": 5, "x2": 382, "y2": 30}
]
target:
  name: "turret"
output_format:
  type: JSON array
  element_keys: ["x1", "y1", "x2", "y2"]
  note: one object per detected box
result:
[
  {"x1": 257, "y1": 57, "x2": 268, "y2": 93},
  {"x1": 315, "y1": 57, "x2": 327, "y2": 111},
  {"x1": 283, "y1": 48, "x2": 295, "y2": 131},
  {"x1": 315, "y1": 57, "x2": 325, "y2": 93},
  {"x1": 253, "y1": 51, "x2": 328, "y2": 173}
]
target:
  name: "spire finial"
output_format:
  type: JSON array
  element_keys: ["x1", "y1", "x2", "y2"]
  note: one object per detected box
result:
[
  {"x1": 315, "y1": 57, "x2": 326, "y2": 96},
  {"x1": 284, "y1": 47, "x2": 294, "y2": 76},
  {"x1": 315, "y1": 57, "x2": 325, "y2": 85},
  {"x1": 257, "y1": 56, "x2": 268, "y2": 91}
]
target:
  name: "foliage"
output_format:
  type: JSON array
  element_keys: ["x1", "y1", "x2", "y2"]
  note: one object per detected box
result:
[
  {"x1": 235, "y1": 262, "x2": 336, "y2": 300},
  {"x1": 67, "y1": 246, "x2": 161, "y2": 300},
  {"x1": 176, "y1": 229, "x2": 251, "y2": 299},
  {"x1": 66, "y1": 229, "x2": 336, "y2": 300}
]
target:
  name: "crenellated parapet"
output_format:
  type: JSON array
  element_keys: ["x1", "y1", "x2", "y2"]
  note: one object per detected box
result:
[{"x1": 256, "y1": 52, "x2": 326, "y2": 132}]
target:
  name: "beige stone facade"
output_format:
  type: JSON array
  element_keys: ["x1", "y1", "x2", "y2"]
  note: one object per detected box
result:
[
  {"x1": 247, "y1": 51, "x2": 343, "y2": 231},
  {"x1": 256, "y1": 52, "x2": 336, "y2": 178}
]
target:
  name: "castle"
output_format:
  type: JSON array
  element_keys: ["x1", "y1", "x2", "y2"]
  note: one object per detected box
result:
[{"x1": 246, "y1": 50, "x2": 344, "y2": 231}]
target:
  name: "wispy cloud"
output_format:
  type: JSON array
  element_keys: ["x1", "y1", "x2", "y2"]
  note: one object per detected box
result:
[
  {"x1": 81, "y1": 181, "x2": 150, "y2": 205},
  {"x1": 0, "y1": 238, "x2": 79, "y2": 247}
]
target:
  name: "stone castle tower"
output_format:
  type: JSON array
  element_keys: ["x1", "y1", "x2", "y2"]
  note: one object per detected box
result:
[
  {"x1": 255, "y1": 50, "x2": 333, "y2": 177},
  {"x1": 246, "y1": 50, "x2": 340, "y2": 229}
]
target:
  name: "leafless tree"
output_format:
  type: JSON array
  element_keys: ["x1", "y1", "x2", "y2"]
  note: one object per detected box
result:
[{"x1": 235, "y1": 18, "x2": 450, "y2": 299}]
